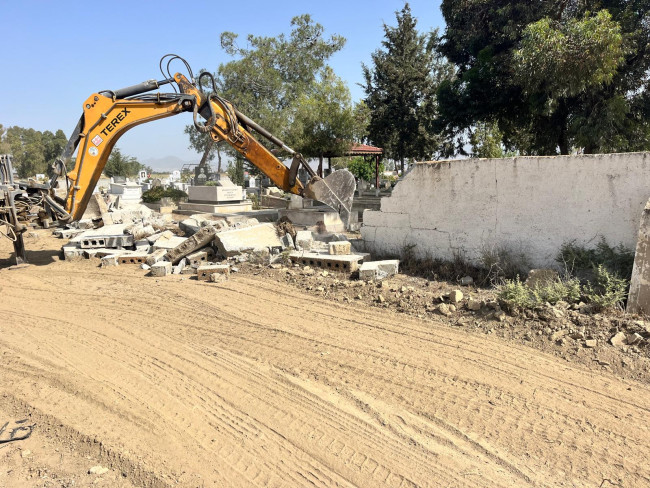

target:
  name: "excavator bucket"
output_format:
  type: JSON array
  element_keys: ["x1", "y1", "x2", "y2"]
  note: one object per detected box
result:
[{"x1": 304, "y1": 169, "x2": 356, "y2": 229}]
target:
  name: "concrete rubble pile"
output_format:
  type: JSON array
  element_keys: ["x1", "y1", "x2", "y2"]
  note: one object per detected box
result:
[
  {"x1": 57, "y1": 195, "x2": 384, "y2": 284},
  {"x1": 58, "y1": 209, "x2": 346, "y2": 281}
]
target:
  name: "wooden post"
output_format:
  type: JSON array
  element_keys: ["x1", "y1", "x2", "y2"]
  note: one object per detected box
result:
[{"x1": 375, "y1": 155, "x2": 379, "y2": 191}]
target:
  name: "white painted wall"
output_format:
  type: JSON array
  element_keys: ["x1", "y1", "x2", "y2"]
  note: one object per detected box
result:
[{"x1": 361, "y1": 153, "x2": 650, "y2": 268}]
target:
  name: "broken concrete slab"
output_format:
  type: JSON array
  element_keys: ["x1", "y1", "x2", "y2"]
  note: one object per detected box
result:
[
  {"x1": 278, "y1": 208, "x2": 346, "y2": 232},
  {"x1": 295, "y1": 230, "x2": 313, "y2": 251},
  {"x1": 165, "y1": 225, "x2": 219, "y2": 264},
  {"x1": 329, "y1": 241, "x2": 351, "y2": 255},
  {"x1": 147, "y1": 230, "x2": 174, "y2": 244},
  {"x1": 213, "y1": 223, "x2": 283, "y2": 257},
  {"x1": 197, "y1": 264, "x2": 230, "y2": 281},
  {"x1": 53, "y1": 228, "x2": 85, "y2": 239},
  {"x1": 358, "y1": 259, "x2": 400, "y2": 281},
  {"x1": 72, "y1": 224, "x2": 134, "y2": 249},
  {"x1": 82, "y1": 193, "x2": 113, "y2": 225},
  {"x1": 289, "y1": 251, "x2": 364, "y2": 273},
  {"x1": 126, "y1": 223, "x2": 156, "y2": 241},
  {"x1": 152, "y1": 235, "x2": 187, "y2": 250},
  {"x1": 150, "y1": 261, "x2": 172, "y2": 277}
]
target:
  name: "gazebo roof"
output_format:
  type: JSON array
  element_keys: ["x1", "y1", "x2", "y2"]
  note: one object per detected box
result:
[{"x1": 344, "y1": 143, "x2": 383, "y2": 156}]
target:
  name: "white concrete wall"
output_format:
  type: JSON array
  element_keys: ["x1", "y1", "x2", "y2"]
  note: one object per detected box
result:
[{"x1": 361, "y1": 153, "x2": 650, "y2": 268}]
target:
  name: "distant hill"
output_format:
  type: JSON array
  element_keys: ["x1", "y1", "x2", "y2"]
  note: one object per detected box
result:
[{"x1": 141, "y1": 155, "x2": 196, "y2": 172}]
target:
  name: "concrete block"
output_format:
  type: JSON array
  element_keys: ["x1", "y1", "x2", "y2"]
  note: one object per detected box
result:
[
  {"x1": 289, "y1": 251, "x2": 363, "y2": 272},
  {"x1": 329, "y1": 241, "x2": 351, "y2": 255},
  {"x1": 101, "y1": 254, "x2": 120, "y2": 267},
  {"x1": 146, "y1": 248, "x2": 168, "y2": 266},
  {"x1": 118, "y1": 253, "x2": 149, "y2": 265},
  {"x1": 295, "y1": 230, "x2": 313, "y2": 251},
  {"x1": 150, "y1": 261, "x2": 172, "y2": 277},
  {"x1": 165, "y1": 226, "x2": 219, "y2": 264},
  {"x1": 197, "y1": 264, "x2": 230, "y2": 281},
  {"x1": 359, "y1": 259, "x2": 400, "y2": 281},
  {"x1": 62, "y1": 244, "x2": 84, "y2": 260},
  {"x1": 187, "y1": 249, "x2": 215, "y2": 268},
  {"x1": 213, "y1": 223, "x2": 283, "y2": 257}
]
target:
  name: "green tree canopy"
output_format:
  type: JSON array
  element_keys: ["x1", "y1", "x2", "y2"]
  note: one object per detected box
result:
[
  {"x1": 0, "y1": 125, "x2": 67, "y2": 177},
  {"x1": 104, "y1": 147, "x2": 143, "y2": 178},
  {"x1": 437, "y1": 0, "x2": 650, "y2": 155},
  {"x1": 362, "y1": 3, "x2": 454, "y2": 171},
  {"x1": 187, "y1": 14, "x2": 355, "y2": 177}
]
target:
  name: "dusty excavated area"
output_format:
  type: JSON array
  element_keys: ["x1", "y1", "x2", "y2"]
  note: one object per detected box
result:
[{"x1": 1, "y1": 232, "x2": 650, "y2": 487}]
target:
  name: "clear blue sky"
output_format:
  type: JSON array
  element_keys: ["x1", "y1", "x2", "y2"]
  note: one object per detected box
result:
[{"x1": 0, "y1": 0, "x2": 444, "y2": 167}]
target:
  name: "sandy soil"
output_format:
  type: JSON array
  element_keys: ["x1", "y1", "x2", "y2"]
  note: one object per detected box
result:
[{"x1": 1, "y1": 232, "x2": 650, "y2": 487}]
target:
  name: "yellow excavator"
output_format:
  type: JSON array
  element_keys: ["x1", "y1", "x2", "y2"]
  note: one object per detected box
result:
[{"x1": 0, "y1": 55, "x2": 356, "y2": 266}]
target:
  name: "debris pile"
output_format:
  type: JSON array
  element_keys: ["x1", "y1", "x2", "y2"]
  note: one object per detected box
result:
[{"x1": 57, "y1": 206, "x2": 374, "y2": 282}]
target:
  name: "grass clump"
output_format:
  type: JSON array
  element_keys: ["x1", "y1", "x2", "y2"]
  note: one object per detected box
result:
[
  {"x1": 498, "y1": 276, "x2": 581, "y2": 309},
  {"x1": 583, "y1": 264, "x2": 628, "y2": 310}
]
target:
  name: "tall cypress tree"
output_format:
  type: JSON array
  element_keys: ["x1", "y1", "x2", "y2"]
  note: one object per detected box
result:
[{"x1": 362, "y1": 3, "x2": 452, "y2": 172}]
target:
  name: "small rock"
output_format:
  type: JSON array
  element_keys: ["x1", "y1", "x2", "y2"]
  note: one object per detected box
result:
[
  {"x1": 377, "y1": 294, "x2": 385, "y2": 303},
  {"x1": 270, "y1": 263, "x2": 282, "y2": 270},
  {"x1": 321, "y1": 270, "x2": 329, "y2": 277},
  {"x1": 315, "y1": 286, "x2": 325, "y2": 292},
  {"x1": 449, "y1": 290, "x2": 464, "y2": 303},
  {"x1": 627, "y1": 332, "x2": 643, "y2": 345},
  {"x1": 438, "y1": 303, "x2": 451, "y2": 316},
  {"x1": 551, "y1": 330, "x2": 567, "y2": 341},
  {"x1": 21, "y1": 449, "x2": 31, "y2": 458},
  {"x1": 230, "y1": 266, "x2": 239, "y2": 273},
  {"x1": 400, "y1": 286, "x2": 408, "y2": 293},
  {"x1": 460, "y1": 276, "x2": 473, "y2": 286},
  {"x1": 467, "y1": 299, "x2": 481, "y2": 311},
  {"x1": 302, "y1": 267, "x2": 315, "y2": 276},
  {"x1": 610, "y1": 331, "x2": 627, "y2": 347},
  {"x1": 448, "y1": 304, "x2": 457, "y2": 313},
  {"x1": 140, "y1": 263, "x2": 151, "y2": 270},
  {"x1": 584, "y1": 339, "x2": 597, "y2": 348},
  {"x1": 495, "y1": 311, "x2": 507, "y2": 322},
  {"x1": 89, "y1": 466, "x2": 109, "y2": 475}
]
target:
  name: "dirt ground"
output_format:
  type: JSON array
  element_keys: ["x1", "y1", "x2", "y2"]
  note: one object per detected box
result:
[{"x1": 1, "y1": 231, "x2": 650, "y2": 487}]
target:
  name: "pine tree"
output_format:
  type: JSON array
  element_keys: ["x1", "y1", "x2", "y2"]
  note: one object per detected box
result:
[{"x1": 362, "y1": 3, "x2": 453, "y2": 172}]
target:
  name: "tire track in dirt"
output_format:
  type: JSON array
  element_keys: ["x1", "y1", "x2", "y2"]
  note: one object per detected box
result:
[{"x1": 1, "y1": 261, "x2": 650, "y2": 487}]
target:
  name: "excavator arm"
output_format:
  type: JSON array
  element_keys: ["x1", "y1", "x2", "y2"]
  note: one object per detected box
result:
[{"x1": 52, "y1": 65, "x2": 354, "y2": 223}]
